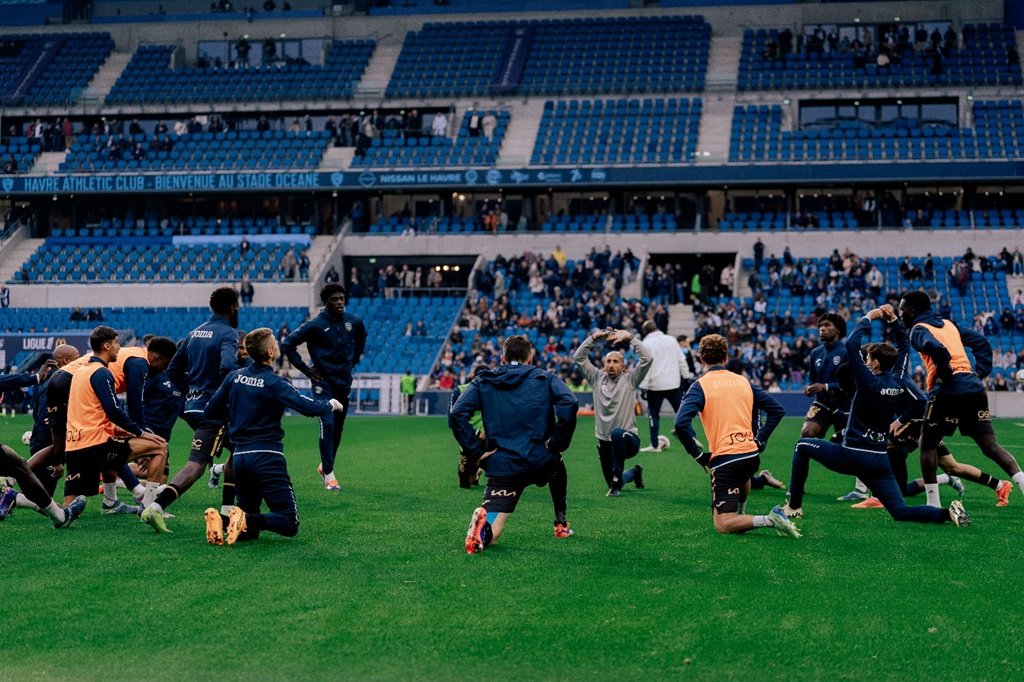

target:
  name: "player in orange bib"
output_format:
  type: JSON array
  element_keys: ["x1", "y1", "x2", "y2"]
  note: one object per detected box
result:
[
  {"x1": 674, "y1": 334, "x2": 799, "y2": 537},
  {"x1": 62, "y1": 327, "x2": 169, "y2": 515},
  {"x1": 899, "y1": 290, "x2": 1024, "y2": 507}
]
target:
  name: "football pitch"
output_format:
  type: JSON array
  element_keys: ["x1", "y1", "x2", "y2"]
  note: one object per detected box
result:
[{"x1": 1, "y1": 414, "x2": 1022, "y2": 681}]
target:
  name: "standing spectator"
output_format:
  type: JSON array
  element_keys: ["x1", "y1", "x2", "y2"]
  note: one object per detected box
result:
[
  {"x1": 279, "y1": 249, "x2": 297, "y2": 280},
  {"x1": 481, "y1": 112, "x2": 497, "y2": 142},
  {"x1": 431, "y1": 112, "x2": 448, "y2": 137},
  {"x1": 298, "y1": 251, "x2": 310, "y2": 280},
  {"x1": 239, "y1": 276, "x2": 255, "y2": 306}
]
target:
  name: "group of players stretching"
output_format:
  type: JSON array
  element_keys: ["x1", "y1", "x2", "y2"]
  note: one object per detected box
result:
[
  {"x1": 0, "y1": 284, "x2": 366, "y2": 545},
  {"x1": 455, "y1": 289, "x2": 1024, "y2": 553}
]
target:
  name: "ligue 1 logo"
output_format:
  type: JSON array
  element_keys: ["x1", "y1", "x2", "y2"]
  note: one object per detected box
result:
[{"x1": 1, "y1": 178, "x2": 13, "y2": 193}]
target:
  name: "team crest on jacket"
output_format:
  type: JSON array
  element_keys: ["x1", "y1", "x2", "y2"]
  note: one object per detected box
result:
[
  {"x1": 832, "y1": 356, "x2": 840, "y2": 366},
  {"x1": 344, "y1": 322, "x2": 352, "y2": 331}
]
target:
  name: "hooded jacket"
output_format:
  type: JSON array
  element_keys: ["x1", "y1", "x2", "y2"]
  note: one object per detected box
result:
[
  {"x1": 450, "y1": 362, "x2": 578, "y2": 478},
  {"x1": 907, "y1": 310, "x2": 989, "y2": 395}
]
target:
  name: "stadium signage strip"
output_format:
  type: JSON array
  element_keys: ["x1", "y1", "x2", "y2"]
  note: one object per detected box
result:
[{"x1": 4, "y1": 163, "x2": 1024, "y2": 195}]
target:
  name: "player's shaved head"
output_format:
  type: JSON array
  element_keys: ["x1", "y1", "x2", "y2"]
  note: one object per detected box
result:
[{"x1": 52, "y1": 344, "x2": 80, "y2": 366}]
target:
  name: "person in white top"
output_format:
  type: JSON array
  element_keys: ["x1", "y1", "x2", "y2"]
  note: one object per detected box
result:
[{"x1": 638, "y1": 320, "x2": 692, "y2": 452}]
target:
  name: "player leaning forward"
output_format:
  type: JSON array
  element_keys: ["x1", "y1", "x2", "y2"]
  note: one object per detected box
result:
[
  {"x1": 203, "y1": 328, "x2": 345, "y2": 545},
  {"x1": 451, "y1": 335, "x2": 578, "y2": 554},
  {"x1": 572, "y1": 327, "x2": 652, "y2": 496}
]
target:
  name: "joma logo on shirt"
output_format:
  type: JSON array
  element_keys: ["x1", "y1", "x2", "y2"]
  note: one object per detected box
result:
[
  {"x1": 192, "y1": 330, "x2": 214, "y2": 339},
  {"x1": 234, "y1": 375, "x2": 265, "y2": 388}
]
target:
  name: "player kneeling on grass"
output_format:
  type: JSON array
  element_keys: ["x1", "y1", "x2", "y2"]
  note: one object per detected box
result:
[
  {"x1": 785, "y1": 305, "x2": 971, "y2": 528},
  {"x1": 674, "y1": 334, "x2": 798, "y2": 537},
  {"x1": 572, "y1": 327, "x2": 653, "y2": 496},
  {"x1": 62, "y1": 327, "x2": 169, "y2": 517},
  {"x1": 0, "y1": 444, "x2": 86, "y2": 528},
  {"x1": 199, "y1": 328, "x2": 344, "y2": 545},
  {"x1": 450, "y1": 335, "x2": 578, "y2": 554}
]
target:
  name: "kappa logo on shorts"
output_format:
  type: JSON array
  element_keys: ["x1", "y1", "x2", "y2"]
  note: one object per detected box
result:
[{"x1": 727, "y1": 487, "x2": 741, "y2": 495}]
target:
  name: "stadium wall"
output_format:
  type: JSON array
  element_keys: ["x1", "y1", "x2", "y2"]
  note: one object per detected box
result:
[{"x1": 3, "y1": 281, "x2": 317, "y2": 309}]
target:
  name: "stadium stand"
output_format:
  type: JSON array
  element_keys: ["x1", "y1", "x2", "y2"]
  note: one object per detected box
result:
[
  {"x1": 532, "y1": 97, "x2": 701, "y2": 166},
  {"x1": 0, "y1": 305, "x2": 307, "y2": 341},
  {"x1": 0, "y1": 32, "x2": 113, "y2": 105},
  {"x1": 58, "y1": 215, "x2": 316, "y2": 237},
  {"x1": 351, "y1": 110, "x2": 509, "y2": 169},
  {"x1": 729, "y1": 100, "x2": 1024, "y2": 163},
  {"x1": 346, "y1": 296, "x2": 464, "y2": 375},
  {"x1": 105, "y1": 40, "x2": 374, "y2": 105},
  {"x1": 386, "y1": 16, "x2": 709, "y2": 98},
  {"x1": 11, "y1": 237, "x2": 312, "y2": 283},
  {"x1": 60, "y1": 128, "x2": 333, "y2": 173},
  {"x1": 0, "y1": 138, "x2": 42, "y2": 174},
  {"x1": 739, "y1": 23, "x2": 1023, "y2": 91}
]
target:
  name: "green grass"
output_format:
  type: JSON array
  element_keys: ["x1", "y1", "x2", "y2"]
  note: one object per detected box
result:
[{"x1": 1, "y1": 414, "x2": 1022, "y2": 681}]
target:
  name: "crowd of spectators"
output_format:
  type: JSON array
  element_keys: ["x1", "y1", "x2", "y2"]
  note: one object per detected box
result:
[{"x1": 429, "y1": 247, "x2": 653, "y2": 390}]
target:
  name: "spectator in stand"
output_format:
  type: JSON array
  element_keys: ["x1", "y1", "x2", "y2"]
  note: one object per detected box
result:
[{"x1": 239, "y1": 276, "x2": 255, "y2": 306}]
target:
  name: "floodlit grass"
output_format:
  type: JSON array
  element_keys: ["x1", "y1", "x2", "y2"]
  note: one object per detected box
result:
[{"x1": 1, "y1": 414, "x2": 1022, "y2": 680}]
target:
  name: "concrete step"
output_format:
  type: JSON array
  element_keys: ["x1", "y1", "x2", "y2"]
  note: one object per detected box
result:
[
  {"x1": 82, "y1": 51, "x2": 131, "y2": 103},
  {"x1": 667, "y1": 303, "x2": 694, "y2": 338},
  {"x1": 0, "y1": 238, "x2": 44, "y2": 283},
  {"x1": 31, "y1": 151, "x2": 66, "y2": 175},
  {"x1": 320, "y1": 145, "x2": 354, "y2": 171},
  {"x1": 354, "y1": 44, "x2": 402, "y2": 98},
  {"x1": 496, "y1": 100, "x2": 543, "y2": 168}
]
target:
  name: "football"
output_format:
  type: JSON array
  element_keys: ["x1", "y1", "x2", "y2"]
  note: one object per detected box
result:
[
  {"x1": 1016, "y1": 369, "x2": 1024, "y2": 383},
  {"x1": 657, "y1": 435, "x2": 671, "y2": 451},
  {"x1": 21, "y1": 431, "x2": 31, "y2": 446}
]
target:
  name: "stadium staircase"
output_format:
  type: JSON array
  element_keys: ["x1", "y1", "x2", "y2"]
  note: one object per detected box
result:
[
  {"x1": 667, "y1": 303, "x2": 694, "y2": 339},
  {"x1": 354, "y1": 41, "x2": 402, "y2": 99},
  {"x1": 30, "y1": 151, "x2": 66, "y2": 175},
  {"x1": 705, "y1": 35, "x2": 741, "y2": 92},
  {"x1": 0, "y1": 237, "x2": 44, "y2": 283},
  {"x1": 321, "y1": 146, "x2": 354, "y2": 171},
  {"x1": 496, "y1": 100, "x2": 544, "y2": 168},
  {"x1": 86, "y1": 51, "x2": 131, "y2": 106}
]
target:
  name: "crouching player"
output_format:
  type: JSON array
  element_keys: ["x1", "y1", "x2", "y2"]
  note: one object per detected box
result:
[{"x1": 202, "y1": 328, "x2": 344, "y2": 545}]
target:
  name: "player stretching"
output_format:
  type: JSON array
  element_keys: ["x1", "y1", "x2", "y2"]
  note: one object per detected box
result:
[
  {"x1": 785, "y1": 306, "x2": 970, "y2": 528},
  {"x1": 451, "y1": 335, "x2": 578, "y2": 554},
  {"x1": 674, "y1": 334, "x2": 797, "y2": 537},
  {"x1": 141, "y1": 288, "x2": 239, "y2": 532},
  {"x1": 573, "y1": 328, "x2": 652, "y2": 496},
  {"x1": 802, "y1": 313, "x2": 869, "y2": 501},
  {"x1": 281, "y1": 284, "x2": 366, "y2": 492},
  {"x1": 899, "y1": 290, "x2": 1024, "y2": 507},
  {"x1": 202, "y1": 329, "x2": 344, "y2": 544},
  {"x1": 62, "y1": 327, "x2": 168, "y2": 514}
]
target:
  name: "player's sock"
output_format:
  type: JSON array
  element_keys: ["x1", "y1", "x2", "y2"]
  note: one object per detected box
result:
[
  {"x1": 220, "y1": 504, "x2": 234, "y2": 516},
  {"x1": 103, "y1": 482, "x2": 118, "y2": 505},
  {"x1": 1012, "y1": 471, "x2": 1024, "y2": 493},
  {"x1": 924, "y1": 483, "x2": 941, "y2": 507},
  {"x1": 554, "y1": 510, "x2": 567, "y2": 525},
  {"x1": 221, "y1": 482, "x2": 235, "y2": 508},
  {"x1": 15, "y1": 493, "x2": 40, "y2": 510},
  {"x1": 486, "y1": 511, "x2": 499, "y2": 524},
  {"x1": 152, "y1": 484, "x2": 180, "y2": 510},
  {"x1": 41, "y1": 501, "x2": 64, "y2": 523},
  {"x1": 131, "y1": 484, "x2": 145, "y2": 501},
  {"x1": 753, "y1": 515, "x2": 772, "y2": 528},
  {"x1": 142, "y1": 481, "x2": 160, "y2": 507},
  {"x1": 936, "y1": 474, "x2": 951, "y2": 485},
  {"x1": 854, "y1": 478, "x2": 868, "y2": 494},
  {"x1": 211, "y1": 463, "x2": 225, "y2": 476},
  {"x1": 977, "y1": 473, "x2": 999, "y2": 489},
  {"x1": 323, "y1": 469, "x2": 335, "y2": 482},
  {"x1": 119, "y1": 464, "x2": 141, "y2": 491}
]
